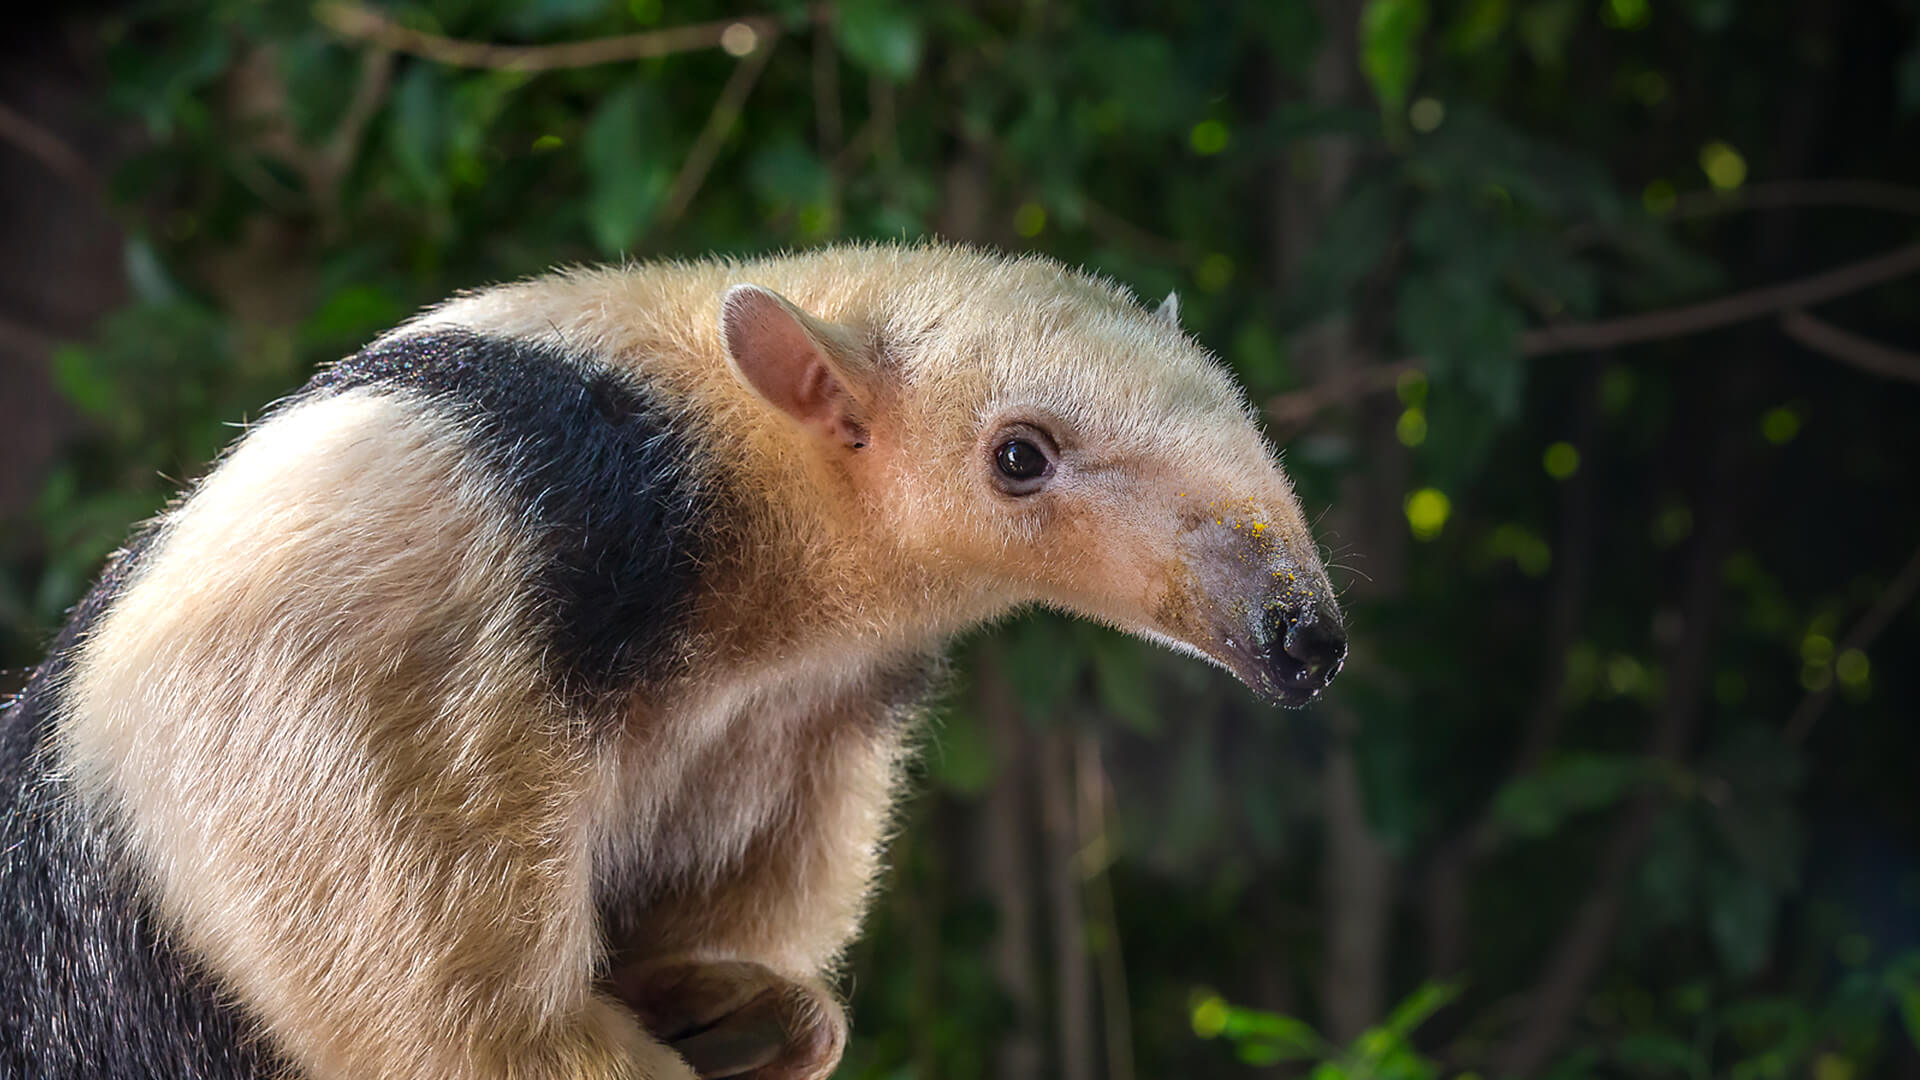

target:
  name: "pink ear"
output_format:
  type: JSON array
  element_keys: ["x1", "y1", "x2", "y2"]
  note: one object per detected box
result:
[{"x1": 720, "y1": 285, "x2": 868, "y2": 446}]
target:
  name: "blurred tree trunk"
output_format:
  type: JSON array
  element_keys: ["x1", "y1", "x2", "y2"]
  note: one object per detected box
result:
[
  {"x1": 1272, "y1": 0, "x2": 1404, "y2": 1043},
  {"x1": 972, "y1": 644, "x2": 1044, "y2": 1080},
  {"x1": 0, "y1": 17, "x2": 127, "y2": 525},
  {"x1": 1041, "y1": 729, "x2": 1095, "y2": 1080}
]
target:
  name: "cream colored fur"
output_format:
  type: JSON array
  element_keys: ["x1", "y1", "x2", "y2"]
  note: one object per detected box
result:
[{"x1": 59, "y1": 243, "x2": 1331, "y2": 1079}]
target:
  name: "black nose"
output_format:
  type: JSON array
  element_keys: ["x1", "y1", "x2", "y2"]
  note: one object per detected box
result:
[{"x1": 1265, "y1": 601, "x2": 1347, "y2": 696}]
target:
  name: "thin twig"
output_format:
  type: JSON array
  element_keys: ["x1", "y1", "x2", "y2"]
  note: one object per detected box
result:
[
  {"x1": 315, "y1": 2, "x2": 781, "y2": 71},
  {"x1": 1265, "y1": 362, "x2": 1415, "y2": 432},
  {"x1": 653, "y1": 37, "x2": 778, "y2": 231},
  {"x1": 1779, "y1": 309, "x2": 1920, "y2": 386},
  {"x1": 1076, "y1": 734, "x2": 1135, "y2": 1080},
  {"x1": 1517, "y1": 243, "x2": 1920, "y2": 354},
  {"x1": 1783, "y1": 542, "x2": 1920, "y2": 744},
  {"x1": 319, "y1": 46, "x2": 395, "y2": 193},
  {"x1": 0, "y1": 101, "x2": 101, "y2": 192},
  {"x1": 1263, "y1": 243, "x2": 1920, "y2": 427}
]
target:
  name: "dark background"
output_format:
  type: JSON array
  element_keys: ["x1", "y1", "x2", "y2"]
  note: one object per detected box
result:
[{"x1": 3, "y1": 1, "x2": 1918, "y2": 1077}]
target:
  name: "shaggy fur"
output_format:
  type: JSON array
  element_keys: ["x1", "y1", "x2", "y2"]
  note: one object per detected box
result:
[{"x1": 0, "y1": 242, "x2": 1343, "y2": 1079}]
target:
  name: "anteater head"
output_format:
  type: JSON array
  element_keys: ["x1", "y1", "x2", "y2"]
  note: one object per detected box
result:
[{"x1": 720, "y1": 252, "x2": 1345, "y2": 707}]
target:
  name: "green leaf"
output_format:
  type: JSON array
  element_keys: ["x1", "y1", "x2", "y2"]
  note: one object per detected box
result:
[
  {"x1": 582, "y1": 82, "x2": 673, "y2": 255},
  {"x1": 1707, "y1": 870, "x2": 1778, "y2": 978},
  {"x1": 1360, "y1": 0, "x2": 1429, "y2": 115},
  {"x1": 1396, "y1": 270, "x2": 1526, "y2": 417},
  {"x1": 927, "y1": 705, "x2": 996, "y2": 797},
  {"x1": 1491, "y1": 753, "x2": 1641, "y2": 838},
  {"x1": 389, "y1": 63, "x2": 452, "y2": 203},
  {"x1": 302, "y1": 285, "x2": 406, "y2": 349},
  {"x1": 999, "y1": 616, "x2": 1082, "y2": 719},
  {"x1": 1290, "y1": 176, "x2": 1402, "y2": 318},
  {"x1": 748, "y1": 137, "x2": 833, "y2": 210},
  {"x1": 1091, "y1": 636, "x2": 1161, "y2": 734},
  {"x1": 1616, "y1": 1032, "x2": 1702, "y2": 1073},
  {"x1": 1444, "y1": 0, "x2": 1511, "y2": 56},
  {"x1": 837, "y1": 0, "x2": 922, "y2": 80},
  {"x1": 1382, "y1": 980, "x2": 1462, "y2": 1040},
  {"x1": 52, "y1": 346, "x2": 120, "y2": 418},
  {"x1": 1222, "y1": 1006, "x2": 1329, "y2": 1061}
]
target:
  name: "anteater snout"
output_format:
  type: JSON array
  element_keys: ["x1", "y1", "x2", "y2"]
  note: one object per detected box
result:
[{"x1": 1262, "y1": 598, "x2": 1347, "y2": 703}]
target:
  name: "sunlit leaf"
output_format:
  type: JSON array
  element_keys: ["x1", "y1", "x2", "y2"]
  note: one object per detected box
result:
[
  {"x1": 582, "y1": 82, "x2": 672, "y2": 255},
  {"x1": 1361, "y1": 0, "x2": 1430, "y2": 117},
  {"x1": 838, "y1": 0, "x2": 922, "y2": 80}
]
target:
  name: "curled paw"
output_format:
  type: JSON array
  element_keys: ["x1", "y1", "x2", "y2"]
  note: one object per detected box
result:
[{"x1": 613, "y1": 960, "x2": 847, "y2": 1080}]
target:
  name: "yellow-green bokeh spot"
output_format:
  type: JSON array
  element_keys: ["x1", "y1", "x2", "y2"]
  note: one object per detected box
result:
[
  {"x1": 1405, "y1": 487, "x2": 1451, "y2": 540},
  {"x1": 1836, "y1": 648, "x2": 1870, "y2": 688},
  {"x1": 1409, "y1": 97, "x2": 1446, "y2": 133},
  {"x1": 1762, "y1": 405, "x2": 1801, "y2": 444},
  {"x1": 1700, "y1": 140, "x2": 1748, "y2": 191},
  {"x1": 1012, "y1": 202, "x2": 1046, "y2": 238},
  {"x1": 1196, "y1": 253, "x2": 1235, "y2": 292},
  {"x1": 1190, "y1": 993, "x2": 1229, "y2": 1039},
  {"x1": 1801, "y1": 632, "x2": 1834, "y2": 666},
  {"x1": 1543, "y1": 441, "x2": 1580, "y2": 480},
  {"x1": 1397, "y1": 407, "x2": 1428, "y2": 447},
  {"x1": 1190, "y1": 120, "x2": 1229, "y2": 156}
]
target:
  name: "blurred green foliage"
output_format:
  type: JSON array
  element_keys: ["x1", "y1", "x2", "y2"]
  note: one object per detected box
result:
[{"x1": 5, "y1": 0, "x2": 1920, "y2": 1077}]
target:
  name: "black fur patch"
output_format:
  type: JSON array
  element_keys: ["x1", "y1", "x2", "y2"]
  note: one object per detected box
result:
[
  {"x1": 306, "y1": 329, "x2": 713, "y2": 700},
  {"x1": 0, "y1": 535, "x2": 284, "y2": 1080}
]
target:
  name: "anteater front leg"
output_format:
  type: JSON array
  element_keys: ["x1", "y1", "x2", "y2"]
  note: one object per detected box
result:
[
  {"x1": 605, "y1": 679, "x2": 920, "y2": 1079},
  {"x1": 614, "y1": 960, "x2": 844, "y2": 1080}
]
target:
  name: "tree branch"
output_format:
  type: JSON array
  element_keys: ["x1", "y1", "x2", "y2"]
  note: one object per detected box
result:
[
  {"x1": 653, "y1": 36, "x2": 778, "y2": 232},
  {"x1": 1264, "y1": 242, "x2": 1920, "y2": 427},
  {"x1": 1076, "y1": 734, "x2": 1135, "y2": 1080},
  {"x1": 1516, "y1": 243, "x2": 1920, "y2": 355},
  {"x1": 1783, "y1": 541, "x2": 1920, "y2": 745},
  {"x1": 0, "y1": 101, "x2": 101, "y2": 192},
  {"x1": 1779, "y1": 309, "x2": 1920, "y2": 386},
  {"x1": 315, "y1": 2, "x2": 782, "y2": 71},
  {"x1": 1265, "y1": 362, "x2": 1415, "y2": 433}
]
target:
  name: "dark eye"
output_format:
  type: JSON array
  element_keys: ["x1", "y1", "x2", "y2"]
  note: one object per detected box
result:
[
  {"x1": 997, "y1": 440, "x2": 1048, "y2": 479},
  {"x1": 992, "y1": 434, "x2": 1054, "y2": 494}
]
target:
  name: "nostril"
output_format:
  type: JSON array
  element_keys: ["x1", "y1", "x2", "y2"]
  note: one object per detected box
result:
[
  {"x1": 1260, "y1": 600, "x2": 1347, "y2": 695},
  {"x1": 1282, "y1": 621, "x2": 1347, "y2": 689}
]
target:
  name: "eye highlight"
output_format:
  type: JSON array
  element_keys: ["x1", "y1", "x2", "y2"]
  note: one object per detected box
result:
[{"x1": 989, "y1": 427, "x2": 1057, "y2": 495}]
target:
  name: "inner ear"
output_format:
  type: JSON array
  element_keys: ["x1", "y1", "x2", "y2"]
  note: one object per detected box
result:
[{"x1": 720, "y1": 284, "x2": 871, "y2": 448}]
